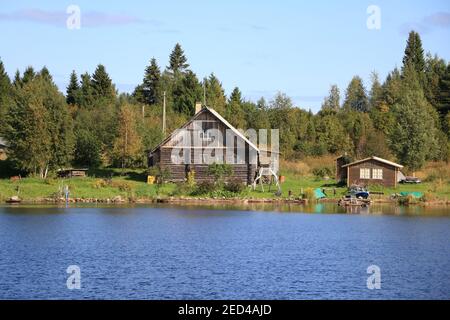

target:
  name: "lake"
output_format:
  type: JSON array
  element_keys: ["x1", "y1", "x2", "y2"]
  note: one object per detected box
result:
[{"x1": 0, "y1": 204, "x2": 449, "y2": 300}]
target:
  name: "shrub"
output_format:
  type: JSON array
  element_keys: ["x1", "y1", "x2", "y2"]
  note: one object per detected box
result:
[
  {"x1": 111, "y1": 181, "x2": 133, "y2": 192},
  {"x1": 420, "y1": 192, "x2": 435, "y2": 203},
  {"x1": 398, "y1": 195, "x2": 417, "y2": 206},
  {"x1": 302, "y1": 188, "x2": 316, "y2": 200},
  {"x1": 193, "y1": 180, "x2": 216, "y2": 195},
  {"x1": 207, "y1": 163, "x2": 233, "y2": 185},
  {"x1": 312, "y1": 167, "x2": 333, "y2": 179},
  {"x1": 186, "y1": 170, "x2": 196, "y2": 189},
  {"x1": 224, "y1": 178, "x2": 246, "y2": 194}
]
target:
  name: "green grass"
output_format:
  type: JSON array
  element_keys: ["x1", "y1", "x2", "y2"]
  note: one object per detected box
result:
[{"x1": 0, "y1": 169, "x2": 448, "y2": 202}]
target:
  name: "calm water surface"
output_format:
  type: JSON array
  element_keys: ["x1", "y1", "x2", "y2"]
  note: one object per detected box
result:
[{"x1": 0, "y1": 204, "x2": 449, "y2": 299}]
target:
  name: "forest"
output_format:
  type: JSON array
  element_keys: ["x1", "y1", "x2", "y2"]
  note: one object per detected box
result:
[{"x1": 0, "y1": 30, "x2": 449, "y2": 179}]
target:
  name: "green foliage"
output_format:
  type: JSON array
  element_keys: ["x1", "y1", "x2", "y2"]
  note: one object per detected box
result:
[
  {"x1": 312, "y1": 167, "x2": 333, "y2": 179},
  {"x1": 168, "y1": 43, "x2": 189, "y2": 77},
  {"x1": 66, "y1": 70, "x2": 81, "y2": 105},
  {"x1": 224, "y1": 178, "x2": 246, "y2": 194},
  {"x1": 4, "y1": 73, "x2": 74, "y2": 178},
  {"x1": 302, "y1": 188, "x2": 316, "y2": 200},
  {"x1": 402, "y1": 31, "x2": 425, "y2": 75},
  {"x1": 91, "y1": 64, "x2": 116, "y2": 104},
  {"x1": 74, "y1": 129, "x2": 102, "y2": 167},
  {"x1": 207, "y1": 163, "x2": 233, "y2": 185},
  {"x1": 343, "y1": 76, "x2": 369, "y2": 112},
  {"x1": 141, "y1": 58, "x2": 161, "y2": 105}
]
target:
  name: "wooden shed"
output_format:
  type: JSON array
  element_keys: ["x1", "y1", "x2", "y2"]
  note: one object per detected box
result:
[
  {"x1": 338, "y1": 156, "x2": 403, "y2": 188},
  {"x1": 148, "y1": 106, "x2": 260, "y2": 184}
]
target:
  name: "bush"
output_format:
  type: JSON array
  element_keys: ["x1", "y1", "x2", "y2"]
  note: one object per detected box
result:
[
  {"x1": 207, "y1": 163, "x2": 233, "y2": 185},
  {"x1": 420, "y1": 192, "x2": 435, "y2": 203},
  {"x1": 302, "y1": 188, "x2": 316, "y2": 200},
  {"x1": 192, "y1": 180, "x2": 216, "y2": 196},
  {"x1": 312, "y1": 167, "x2": 333, "y2": 179},
  {"x1": 224, "y1": 179, "x2": 246, "y2": 194}
]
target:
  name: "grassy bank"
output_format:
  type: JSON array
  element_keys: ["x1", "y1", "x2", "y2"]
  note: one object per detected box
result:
[{"x1": 0, "y1": 166, "x2": 448, "y2": 203}]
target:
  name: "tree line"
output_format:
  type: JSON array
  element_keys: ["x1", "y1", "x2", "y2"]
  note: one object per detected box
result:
[{"x1": 0, "y1": 31, "x2": 449, "y2": 178}]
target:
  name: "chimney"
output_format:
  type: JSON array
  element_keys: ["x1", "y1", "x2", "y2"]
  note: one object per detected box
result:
[{"x1": 195, "y1": 102, "x2": 202, "y2": 114}]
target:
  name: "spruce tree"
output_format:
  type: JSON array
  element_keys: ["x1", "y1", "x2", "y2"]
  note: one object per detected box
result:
[
  {"x1": 22, "y1": 66, "x2": 36, "y2": 84},
  {"x1": 80, "y1": 72, "x2": 95, "y2": 108},
  {"x1": 39, "y1": 66, "x2": 54, "y2": 84},
  {"x1": 226, "y1": 87, "x2": 246, "y2": 128},
  {"x1": 0, "y1": 59, "x2": 11, "y2": 131},
  {"x1": 168, "y1": 43, "x2": 189, "y2": 76},
  {"x1": 66, "y1": 70, "x2": 81, "y2": 105},
  {"x1": 142, "y1": 58, "x2": 161, "y2": 105},
  {"x1": 343, "y1": 76, "x2": 369, "y2": 112},
  {"x1": 437, "y1": 64, "x2": 450, "y2": 117},
  {"x1": 91, "y1": 64, "x2": 116, "y2": 103},
  {"x1": 173, "y1": 70, "x2": 202, "y2": 116},
  {"x1": 321, "y1": 85, "x2": 340, "y2": 113},
  {"x1": 204, "y1": 74, "x2": 226, "y2": 114},
  {"x1": 402, "y1": 31, "x2": 425, "y2": 75}
]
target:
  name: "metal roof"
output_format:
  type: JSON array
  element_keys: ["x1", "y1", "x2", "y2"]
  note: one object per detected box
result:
[{"x1": 341, "y1": 156, "x2": 403, "y2": 168}]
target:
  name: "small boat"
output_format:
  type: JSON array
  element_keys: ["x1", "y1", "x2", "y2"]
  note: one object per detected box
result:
[
  {"x1": 349, "y1": 186, "x2": 370, "y2": 199},
  {"x1": 6, "y1": 196, "x2": 21, "y2": 204}
]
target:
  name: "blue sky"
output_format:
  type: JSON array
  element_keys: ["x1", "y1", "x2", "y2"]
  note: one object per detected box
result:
[{"x1": 1, "y1": 0, "x2": 449, "y2": 112}]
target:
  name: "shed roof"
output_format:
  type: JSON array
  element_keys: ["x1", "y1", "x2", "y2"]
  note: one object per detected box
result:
[
  {"x1": 341, "y1": 156, "x2": 403, "y2": 169},
  {"x1": 150, "y1": 106, "x2": 259, "y2": 154}
]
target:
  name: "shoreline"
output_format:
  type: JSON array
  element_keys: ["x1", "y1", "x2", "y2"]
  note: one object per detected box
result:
[{"x1": 2, "y1": 196, "x2": 449, "y2": 207}]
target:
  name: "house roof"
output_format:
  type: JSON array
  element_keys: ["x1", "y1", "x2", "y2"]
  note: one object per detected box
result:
[
  {"x1": 150, "y1": 106, "x2": 259, "y2": 154},
  {"x1": 341, "y1": 156, "x2": 403, "y2": 169}
]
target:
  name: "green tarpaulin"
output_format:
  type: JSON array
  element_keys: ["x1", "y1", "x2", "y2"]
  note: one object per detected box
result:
[
  {"x1": 314, "y1": 188, "x2": 327, "y2": 199},
  {"x1": 399, "y1": 192, "x2": 424, "y2": 198}
]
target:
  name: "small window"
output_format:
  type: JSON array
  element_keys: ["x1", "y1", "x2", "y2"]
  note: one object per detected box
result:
[
  {"x1": 372, "y1": 168, "x2": 383, "y2": 180},
  {"x1": 360, "y1": 168, "x2": 370, "y2": 179}
]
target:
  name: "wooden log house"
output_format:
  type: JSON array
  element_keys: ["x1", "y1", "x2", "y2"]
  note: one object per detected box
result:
[{"x1": 148, "y1": 105, "x2": 261, "y2": 184}]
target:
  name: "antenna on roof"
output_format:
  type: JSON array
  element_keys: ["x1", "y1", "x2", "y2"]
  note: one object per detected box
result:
[
  {"x1": 162, "y1": 91, "x2": 166, "y2": 136},
  {"x1": 203, "y1": 78, "x2": 206, "y2": 106}
]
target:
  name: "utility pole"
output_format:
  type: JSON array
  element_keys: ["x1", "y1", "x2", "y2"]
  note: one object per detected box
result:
[
  {"x1": 162, "y1": 91, "x2": 166, "y2": 136},
  {"x1": 203, "y1": 78, "x2": 206, "y2": 105}
]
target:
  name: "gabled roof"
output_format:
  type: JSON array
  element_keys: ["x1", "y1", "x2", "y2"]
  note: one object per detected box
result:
[
  {"x1": 341, "y1": 156, "x2": 403, "y2": 168},
  {"x1": 150, "y1": 106, "x2": 259, "y2": 154}
]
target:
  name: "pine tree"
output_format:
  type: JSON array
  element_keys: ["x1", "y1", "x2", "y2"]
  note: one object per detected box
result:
[
  {"x1": 66, "y1": 70, "x2": 81, "y2": 105},
  {"x1": 13, "y1": 70, "x2": 22, "y2": 88},
  {"x1": 389, "y1": 64, "x2": 440, "y2": 170},
  {"x1": 80, "y1": 72, "x2": 95, "y2": 108},
  {"x1": 343, "y1": 76, "x2": 369, "y2": 112},
  {"x1": 321, "y1": 84, "x2": 340, "y2": 113},
  {"x1": 0, "y1": 59, "x2": 11, "y2": 126},
  {"x1": 91, "y1": 64, "x2": 116, "y2": 103},
  {"x1": 204, "y1": 74, "x2": 226, "y2": 114},
  {"x1": 142, "y1": 58, "x2": 161, "y2": 105},
  {"x1": 369, "y1": 72, "x2": 383, "y2": 110},
  {"x1": 39, "y1": 66, "x2": 54, "y2": 84},
  {"x1": 168, "y1": 43, "x2": 189, "y2": 76},
  {"x1": 424, "y1": 54, "x2": 446, "y2": 109},
  {"x1": 22, "y1": 66, "x2": 36, "y2": 84},
  {"x1": 437, "y1": 63, "x2": 450, "y2": 116},
  {"x1": 226, "y1": 87, "x2": 246, "y2": 128},
  {"x1": 402, "y1": 31, "x2": 425, "y2": 75},
  {"x1": 173, "y1": 70, "x2": 202, "y2": 116}
]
